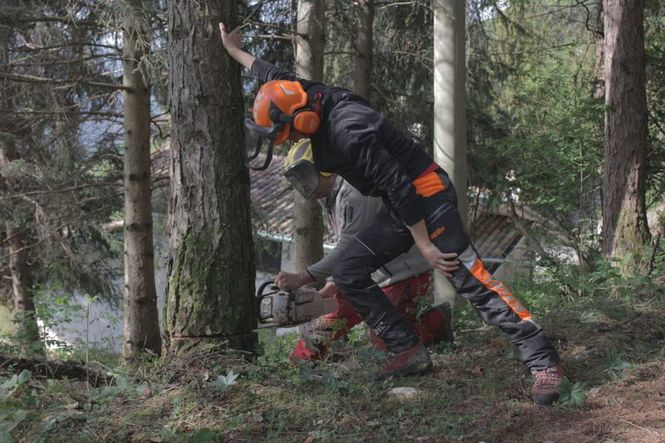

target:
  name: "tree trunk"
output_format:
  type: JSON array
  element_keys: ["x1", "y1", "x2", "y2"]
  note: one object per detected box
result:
[
  {"x1": 432, "y1": 0, "x2": 467, "y2": 310},
  {"x1": 593, "y1": 3, "x2": 605, "y2": 101},
  {"x1": 293, "y1": 0, "x2": 325, "y2": 272},
  {"x1": 165, "y1": 0, "x2": 256, "y2": 352},
  {"x1": 433, "y1": 0, "x2": 468, "y2": 227},
  {"x1": 601, "y1": 0, "x2": 651, "y2": 265},
  {"x1": 0, "y1": 15, "x2": 42, "y2": 355},
  {"x1": 353, "y1": 0, "x2": 374, "y2": 100},
  {"x1": 0, "y1": 143, "x2": 42, "y2": 354},
  {"x1": 122, "y1": 0, "x2": 161, "y2": 361}
]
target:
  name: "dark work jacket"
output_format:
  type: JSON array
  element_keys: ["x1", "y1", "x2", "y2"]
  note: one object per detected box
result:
[{"x1": 251, "y1": 59, "x2": 434, "y2": 226}]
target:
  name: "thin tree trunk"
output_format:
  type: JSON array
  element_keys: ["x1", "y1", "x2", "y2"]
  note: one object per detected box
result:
[
  {"x1": 433, "y1": 0, "x2": 468, "y2": 227},
  {"x1": 0, "y1": 142, "x2": 42, "y2": 354},
  {"x1": 293, "y1": 0, "x2": 325, "y2": 272},
  {"x1": 593, "y1": 3, "x2": 605, "y2": 101},
  {"x1": 0, "y1": 11, "x2": 42, "y2": 355},
  {"x1": 601, "y1": 0, "x2": 650, "y2": 265},
  {"x1": 432, "y1": 0, "x2": 467, "y2": 310},
  {"x1": 353, "y1": 0, "x2": 373, "y2": 100},
  {"x1": 122, "y1": 0, "x2": 161, "y2": 361},
  {"x1": 165, "y1": 0, "x2": 256, "y2": 351}
]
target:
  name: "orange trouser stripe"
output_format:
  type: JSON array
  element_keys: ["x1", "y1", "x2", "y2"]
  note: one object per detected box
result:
[
  {"x1": 412, "y1": 171, "x2": 445, "y2": 197},
  {"x1": 469, "y1": 258, "x2": 532, "y2": 321}
]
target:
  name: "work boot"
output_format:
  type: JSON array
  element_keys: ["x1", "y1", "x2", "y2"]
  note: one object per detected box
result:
[
  {"x1": 376, "y1": 341, "x2": 432, "y2": 380},
  {"x1": 531, "y1": 363, "x2": 564, "y2": 406}
]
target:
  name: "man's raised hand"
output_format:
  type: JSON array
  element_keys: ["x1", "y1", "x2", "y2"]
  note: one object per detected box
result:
[
  {"x1": 219, "y1": 22, "x2": 242, "y2": 52},
  {"x1": 219, "y1": 22, "x2": 256, "y2": 70}
]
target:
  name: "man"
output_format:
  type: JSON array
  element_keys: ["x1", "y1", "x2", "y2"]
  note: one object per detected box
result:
[
  {"x1": 275, "y1": 140, "x2": 456, "y2": 362},
  {"x1": 220, "y1": 23, "x2": 564, "y2": 406}
]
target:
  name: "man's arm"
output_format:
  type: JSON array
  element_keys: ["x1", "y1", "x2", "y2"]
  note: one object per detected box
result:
[
  {"x1": 307, "y1": 184, "x2": 384, "y2": 281},
  {"x1": 408, "y1": 220, "x2": 459, "y2": 276},
  {"x1": 219, "y1": 23, "x2": 255, "y2": 70},
  {"x1": 219, "y1": 23, "x2": 296, "y2": 83}
]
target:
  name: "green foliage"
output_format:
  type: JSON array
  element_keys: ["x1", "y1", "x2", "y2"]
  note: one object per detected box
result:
[
  {"x1": 212, "y1": 370, "x2": 238, "y2": 392},
  {"x1": 605, "y1": 350, "x2": 631, "y2": 382},
  {"x1": 557, "y1": 377, "x2": 586, "y2": 408},
  {"x1": 187, "y1": 428, "x2": 224, "y2": 443},
  {"x1": 254, "y1": 330, "x2": 299, "y2": 371},
  {"x1": 0, "y1": 370, "x2": 32, "y2": 441},
  {"x1": 466, "y1": 0, "x2": 610, "y2": 268}
]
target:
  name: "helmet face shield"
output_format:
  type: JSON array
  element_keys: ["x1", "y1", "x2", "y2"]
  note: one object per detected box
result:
[
  {"x1": 244, "y1": 117, "x2": 284, "y2": 171},
  {"x1": 282, "y1": 139, "x2": 327, "y2": 198},
  {"x1": 284, "y1": 161, "x2": 321, "y2": 199}
]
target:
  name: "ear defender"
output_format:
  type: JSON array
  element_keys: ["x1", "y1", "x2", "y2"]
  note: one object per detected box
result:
[
  {"x1": 267, "y1": 100, "x2": 321, "y2": 139},
  {"x1": 293, "y1": 110, "x2": 321, "y2": 135}
]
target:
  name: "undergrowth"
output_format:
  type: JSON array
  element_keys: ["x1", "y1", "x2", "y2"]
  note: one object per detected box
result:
[{"x1": 1, "y1": 266, "x2": 663, "y2": 442}]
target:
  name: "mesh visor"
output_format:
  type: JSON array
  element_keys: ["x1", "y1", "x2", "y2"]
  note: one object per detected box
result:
[
  {"x1": 244, "y1": 117, "x2": 283, "y2": 169},
  {"x1": 245, "y1": 117, "x2": 282, "y2": 150},
  {"x1": 284, "y1": 161, "x2": 321, "y2": 199}
]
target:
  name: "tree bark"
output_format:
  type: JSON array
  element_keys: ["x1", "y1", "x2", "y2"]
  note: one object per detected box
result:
[
  {"x1": 122, "y1": 0, "x2": 162, "y2": 361},
  {"x1": 353, "y1": 0, "x2": 374, "y2": 100},
  {"x1": 0, "y1": 143, "x2": 41, "y2": 354},
  {"x1": 165, "y1": 0, "x2": 256, "y2": 351},
  {"x1": 433, "y1": 0, "x2": 468, "y2": 227},
  {"x1": 432, "y1": 0, "x2": 467, "y2": 310},
  {"x1": 0, "y1": 9, "x2": 42, "y2": 355},
  {"x1": 293, "y1": 0, "x2": 325, "y2": 273},
  {"x1": 601, "y1": 0, "x2": 651, "y2": 264}
]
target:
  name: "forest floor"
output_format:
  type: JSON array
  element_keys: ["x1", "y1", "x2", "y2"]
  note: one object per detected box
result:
[{"x1": 7, "y1": 286, "x2": 665, "y2": 442}]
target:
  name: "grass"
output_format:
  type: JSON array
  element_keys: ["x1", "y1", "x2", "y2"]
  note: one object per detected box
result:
[{"x1": 4, "y1": 278, "x2": 665, "y2": 442}]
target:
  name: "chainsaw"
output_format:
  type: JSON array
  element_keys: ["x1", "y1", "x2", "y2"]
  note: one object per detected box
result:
[{"x1": 256, "y1": 280, "x2": 337, "y2": 327}]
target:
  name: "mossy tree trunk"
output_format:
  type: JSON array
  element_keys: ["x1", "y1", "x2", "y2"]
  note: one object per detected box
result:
[
  {"x1": 122, "y1": 0, "x2": 162, "y2": 361},
  {"x1": 293, "y1": 0, "x2": 325, "y2": 272},
  {"x1": 165, "y1": 0, "x2": 256, "y2": 351},
  {"x1": 601, "y1": 0, "x2": 651, "y2": 268}
]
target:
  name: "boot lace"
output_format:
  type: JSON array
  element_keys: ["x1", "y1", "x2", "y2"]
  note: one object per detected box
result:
[{"x1": 534, "y1": 367, "x2": 561, "y2": 390}]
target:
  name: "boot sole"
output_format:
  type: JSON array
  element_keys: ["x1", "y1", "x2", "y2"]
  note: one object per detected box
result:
[{"x1": 533, "y1": 393, "x2": 560, "y2": 406}]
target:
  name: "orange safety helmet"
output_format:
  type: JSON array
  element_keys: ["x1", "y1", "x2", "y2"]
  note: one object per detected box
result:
[{"x1": 251, "y1": 80, "x2": 321, "y2": 145}]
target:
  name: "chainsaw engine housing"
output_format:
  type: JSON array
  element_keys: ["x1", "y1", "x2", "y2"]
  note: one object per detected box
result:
[{"x1": 257, "y1": 282, "x2": 336, "y2": 327}]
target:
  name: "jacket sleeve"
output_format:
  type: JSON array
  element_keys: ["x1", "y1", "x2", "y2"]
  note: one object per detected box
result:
[
  {"x1": 332, "y1": 105, "x2": 425, "y2": 226},
  {"x1": 250, "y1": 59, "x2": 297, "y2": 83},
  {"x1": 306, "y1": 185, "x2": 384, "y2": 281}
]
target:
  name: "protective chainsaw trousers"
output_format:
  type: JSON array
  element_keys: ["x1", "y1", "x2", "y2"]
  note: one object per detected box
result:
[{"x1": 332, "y1": 167, "x2": 560, "y2": 370}]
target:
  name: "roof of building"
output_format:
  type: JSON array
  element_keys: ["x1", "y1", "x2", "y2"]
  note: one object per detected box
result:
[{"x1": 248, "y1": 155, "x2": 295, "y2": 235}]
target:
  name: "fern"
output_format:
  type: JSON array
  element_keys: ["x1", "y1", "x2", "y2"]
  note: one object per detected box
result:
[
  {"x1": 558, "y1": 377, "x2": 586, "y2": 408},
  {"x1": 605, "y1": 350, "x2": 631, "y2": 381}
]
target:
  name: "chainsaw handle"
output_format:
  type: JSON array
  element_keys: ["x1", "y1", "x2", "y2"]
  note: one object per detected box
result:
[{"x1": 256, "y1": 280, "x2": 280, "y2": 299}]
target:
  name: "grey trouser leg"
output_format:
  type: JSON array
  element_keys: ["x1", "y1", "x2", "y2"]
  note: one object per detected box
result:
[{"x1": 332, "y1": 210, "x2": 419, "y2": 353}]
